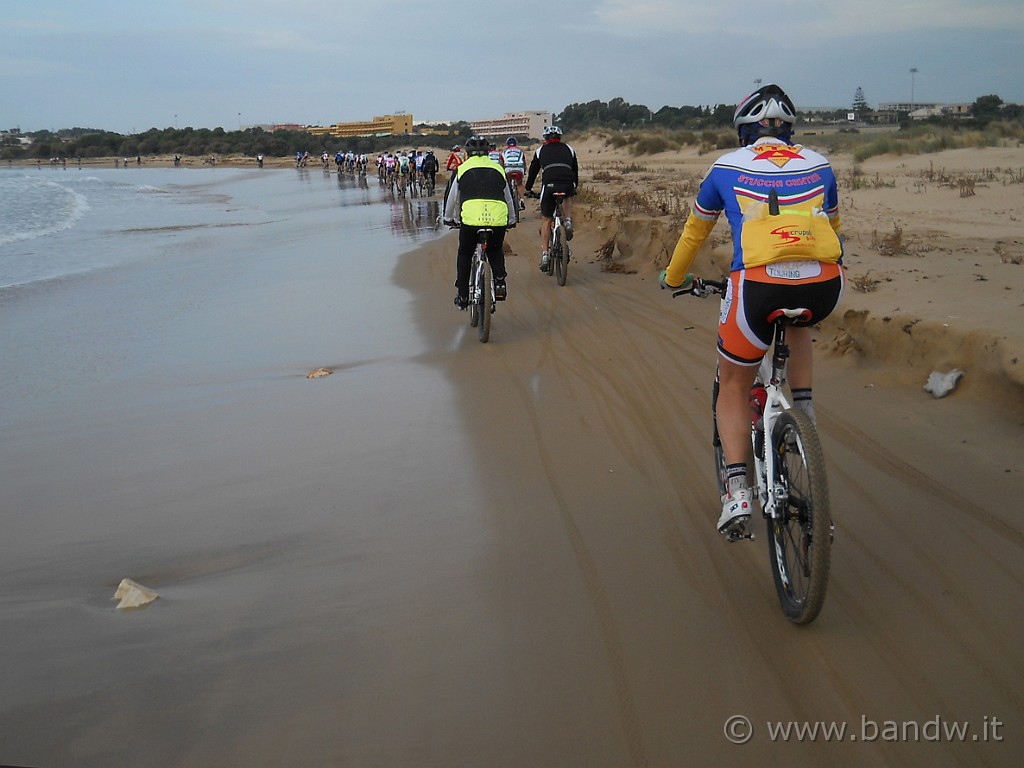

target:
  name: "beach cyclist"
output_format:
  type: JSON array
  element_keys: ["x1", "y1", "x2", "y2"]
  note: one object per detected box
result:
[
  {"x1": 442, "y1": 135, "x2": 517, "y2": 309},
  {"x1": 658, "y1": 82, "x2": 846, "y2": 538},
  {"x1": 525, "y1": 125, "x2": 579, "y2": 272},
  {"x1": 501, "y1": 137, "x2": 528, "y2": 212}
]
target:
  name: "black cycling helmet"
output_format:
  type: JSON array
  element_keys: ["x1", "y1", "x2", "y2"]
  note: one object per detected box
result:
[
  {"x1": 543, "y1": 125, "x2": 563, "y2": 139},
  {"x1": 733, "y1": 83, "x2": 796, "y2": 144},
  {"x1": 464, "y1": 135, "x2": 490, "y2": 156},
  {"x1": 506, "y1": 136, "x2": 517, "y2": 146}
]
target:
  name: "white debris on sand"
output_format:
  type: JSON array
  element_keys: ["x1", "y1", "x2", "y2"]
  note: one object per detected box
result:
[
  {"x1": 113, "y1": 578, "x2": 160, "y2": 610},
  {"x1": 924, "y1": 369, "x2": 965, "y2": 399}
]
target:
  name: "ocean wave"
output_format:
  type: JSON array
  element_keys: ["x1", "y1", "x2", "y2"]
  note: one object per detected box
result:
[{"x1": 0, "y1": 175, "x2": 91, "y2": 246}]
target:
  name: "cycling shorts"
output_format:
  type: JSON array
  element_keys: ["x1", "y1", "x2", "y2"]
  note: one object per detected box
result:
[
  {"x1": 717, "y1": 261, "x2": 846, "y2": 366},
  {"x1": 539, "y1": 183, "x2": 576, "y2": 218},
  {"x1": 505, "y1": 169, "x2": 525, "y2": 181}
]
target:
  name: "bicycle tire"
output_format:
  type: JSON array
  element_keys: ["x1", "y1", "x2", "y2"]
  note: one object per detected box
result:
[
  {"x1": 766, "y1": 409, "x2": 832, "y2": 624},
  {"x1": 469, "y1": 255, "x2": 480, "y2": 328},
  {"x1": 554, "y1": 222, "x2": 568, "y2": 285},
  {"x1": 479, "y1": 258, "x2": 492, "y2": 343}
]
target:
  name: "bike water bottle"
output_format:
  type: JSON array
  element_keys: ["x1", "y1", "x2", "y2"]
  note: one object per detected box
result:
[{"x1": 749, "y1": 383, "x2": 768, "y2": 429}]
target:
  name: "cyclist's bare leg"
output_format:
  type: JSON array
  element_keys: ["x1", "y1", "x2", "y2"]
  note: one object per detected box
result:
[
  {"x1": 540, "y1": 216, "x2": 553, "y2": 253},
  {"x1": 717, "y1": 356, "x2": 760, "y2": 467},
  {"x1": 786, "y1": 326, "x2": 813, "y2": 391}
]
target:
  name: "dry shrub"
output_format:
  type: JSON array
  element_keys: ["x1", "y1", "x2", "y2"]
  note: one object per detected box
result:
[
  {"x1": 850, "y1": 272, "x2": 881, "y2": 292},
  {"x1": 595, "y1": 236, "x2": 616, "y2": 261},
  {"x1": 958, "y1": 177, "x2": 976, "y2": 197},
  {"x1": 995, "y1": 243, "x2": 1022, "y2": 265},
  {"x1": 873, "y1": 224, "x2": 908, "y2": 256},
  {"x1": 612, "y1": 190, "x2": 661, "y2": 216}
]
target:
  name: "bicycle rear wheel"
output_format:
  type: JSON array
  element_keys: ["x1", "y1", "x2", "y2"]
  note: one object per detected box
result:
[
  {"x1": 767, "y1": 409, "x2": 832, "y2": 624},
  {"x1": 469, "y1": 256, "x2": 480, "y2": 328},
  {"x1": 554, "y1": 223, "x2": 568, "y2": 285},
  {"x1": 478, "y1": 259, "x2": 492, "y2": 343}
]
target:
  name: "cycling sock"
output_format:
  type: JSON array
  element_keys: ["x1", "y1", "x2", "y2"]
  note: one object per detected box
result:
[
  {"x1": 725, "y1": 464, "x2": 747, "y2": 496},
  {"x1": 792, "y1": 388, "x2": 815, "y2": 422}
]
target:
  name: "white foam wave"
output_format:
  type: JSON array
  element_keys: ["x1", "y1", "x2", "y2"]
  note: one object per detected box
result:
[{"x1": 0, "y1": 176, "x2": 91, "y2": 246}]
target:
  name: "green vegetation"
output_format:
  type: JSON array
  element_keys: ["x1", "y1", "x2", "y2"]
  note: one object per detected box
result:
[
  {"x1": 810, "y1": 121, "x2": 1024, "y2": 162},
  {"x1": 0, "y1": 124, "x2": 472, "y2": 162}
]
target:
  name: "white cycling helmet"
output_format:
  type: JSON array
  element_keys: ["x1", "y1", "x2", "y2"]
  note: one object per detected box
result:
[
  {"x1": 733, "y1": 84, "x2": 796, "y2": 128},
  {"x1": 733, "y1": 83, "x2": 796, "y2": 140},
  {"x1": 543, "y1": 125, "x2": 563, "y2": 139}
]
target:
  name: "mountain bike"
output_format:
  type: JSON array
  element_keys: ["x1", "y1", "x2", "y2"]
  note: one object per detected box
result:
[
  {"x1": 467, "y1": 227, "x2": 496, "y2": 343},
  {"x1": 674, "y1": 277, "x2": 833, "y2": 624},
  {"x1": 527, "y1": 190, "x2": 570, "y2": 286}
]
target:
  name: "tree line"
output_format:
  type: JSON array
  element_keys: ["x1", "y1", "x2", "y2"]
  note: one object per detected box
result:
[
  {"x1": 4, "y1": 93, "x2": 1020, "y2": 161},
  {"x1": 555, "y1": 94, "x2": 1023, "y2": 132},
  {"x1": 0, "y1": 123, "x2": 475, "y2": 162}
]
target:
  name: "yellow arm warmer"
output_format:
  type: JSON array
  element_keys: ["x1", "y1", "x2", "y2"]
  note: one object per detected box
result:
[{"x1": 665, "y1": 215, "x2": 717, "y2": 286}]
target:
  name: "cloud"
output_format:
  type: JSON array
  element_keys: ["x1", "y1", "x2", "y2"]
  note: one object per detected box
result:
[{"x1": 592, "y1": 0, "x2": 1024, "y2": 40}]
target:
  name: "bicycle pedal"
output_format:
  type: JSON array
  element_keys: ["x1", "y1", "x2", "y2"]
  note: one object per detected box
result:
[{"x1": 725, "y1": 528, "x2": 755, "y2": 543}]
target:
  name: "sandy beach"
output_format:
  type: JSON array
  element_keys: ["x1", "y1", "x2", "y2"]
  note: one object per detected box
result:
[{"x1": 1, "y1": 138, "x2": 1022, "y2": 767}]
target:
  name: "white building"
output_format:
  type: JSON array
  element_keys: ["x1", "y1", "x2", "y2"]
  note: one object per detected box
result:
[{"x1": 470, "y1": 111, "x2": 552, "y2": 141}]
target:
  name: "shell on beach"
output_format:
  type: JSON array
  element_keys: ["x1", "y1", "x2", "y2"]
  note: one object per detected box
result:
[
  {"x1": 306, "y1": 367, "x2": 333, "y2": 379},
  {"x1": 924, "y1": 369, "x2": 965, "y2": 398},
  {"x1": 113, "y1": 578, "x2": 159, "y2": 611}
]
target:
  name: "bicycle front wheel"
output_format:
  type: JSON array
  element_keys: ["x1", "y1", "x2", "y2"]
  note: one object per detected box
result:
[
  {"x1": 554, "y1": 223, "x2": 568, "y2": 286},
  {"x1": 478, "y1": 259, "x2": 492, "y2": 343},
  {"x1": 767, "y1": 409, "x2": 832, "y2": 624}
]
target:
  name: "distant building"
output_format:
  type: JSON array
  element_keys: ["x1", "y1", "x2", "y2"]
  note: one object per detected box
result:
[
  {"x1": 470, "y1": 111, "x2": 552, "y2": 141},
  {"x1": 874, "y1": 102, "x2": 973, "y2": 122},
  {"x1": 307, "y1": 114, "x2": 413, "y2": 139}
]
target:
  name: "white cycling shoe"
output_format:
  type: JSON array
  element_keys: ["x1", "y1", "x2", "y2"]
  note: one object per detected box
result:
[{"x1": 718, "y1": 487, "x2": 753, "y2": 537}]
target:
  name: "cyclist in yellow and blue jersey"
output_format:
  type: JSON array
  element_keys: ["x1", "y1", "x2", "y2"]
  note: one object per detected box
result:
[
  {"x1": 660, "y1": 83, "x2": 846, "y2": 537},
  {"x1": 443, "y1": 135, "x2": 517, "y2": 308}
]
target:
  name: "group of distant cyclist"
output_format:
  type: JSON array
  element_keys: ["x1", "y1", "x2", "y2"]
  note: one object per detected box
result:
[
  {"x1": 441, "y1": 125, "x2": 579, "y2": 308},
  {"x1": 439, "y1": 83, "x2": 848, "y2": 542},
  {"x1": 374, "y1": 148, "x2": 441, "y2": 195}
]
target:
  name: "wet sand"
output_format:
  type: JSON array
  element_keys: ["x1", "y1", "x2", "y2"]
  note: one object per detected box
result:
[{"x1": 2, "y1": 154, "x2": 1022, "y2": 767}]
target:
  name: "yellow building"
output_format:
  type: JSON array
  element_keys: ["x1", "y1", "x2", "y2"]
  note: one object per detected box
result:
[{"x1": 307, "y1": 114, "x2": 413, "y2": 139}]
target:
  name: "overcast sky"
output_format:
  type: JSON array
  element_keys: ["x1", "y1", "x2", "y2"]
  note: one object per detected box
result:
[{"x1": 4, "y1": 0, "x2": 1022, "y2": 134}]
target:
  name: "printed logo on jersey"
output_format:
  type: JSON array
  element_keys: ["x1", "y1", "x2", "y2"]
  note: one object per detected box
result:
[
  {"x1": 751, "y1": 143, "x2": 805, "y2": 168},
  {"x1": 770, "y1": 225, "x2": 813, "y2": 247}
]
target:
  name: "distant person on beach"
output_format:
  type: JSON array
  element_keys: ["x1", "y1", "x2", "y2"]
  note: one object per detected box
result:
[
  {"x1": 525, "y1": 125, "x2": 578, "y2": 272},
  {"x1": 658, "y1": 82, "x2": 845, "y2": 538},
  {"x1": 501, "y1": 137, "x2": 527, "y2": 211},
  {"x1": 445, "y1": 145, "x2": 464, "y2": 176},
  {"x1": 421, "y1": 149, "x2": 439, "y2": 190},
  {"x1": 442, "y1": 135, "x2": 517, "y2": 309}
]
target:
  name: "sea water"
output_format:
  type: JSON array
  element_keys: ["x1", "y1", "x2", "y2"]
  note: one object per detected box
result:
[{"x1": 0, "y1": 166, "x2": 443, "y2": 291}]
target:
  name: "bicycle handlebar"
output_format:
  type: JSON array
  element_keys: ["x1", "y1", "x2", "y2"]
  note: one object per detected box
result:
[{"x1": 672, "y1": 276, "x2": 727, "y2": 299}]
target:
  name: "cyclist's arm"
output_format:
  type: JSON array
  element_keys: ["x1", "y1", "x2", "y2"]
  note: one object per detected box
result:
[
  {"x1": 525, "y1": 152, "x2": 541, "y2": 191},
  {"x1": 665, "y1": 210, "x2": 718, "y2": 286},
  {"x1": 442, "y1": 175, "x2": 460, "y2": 224}
]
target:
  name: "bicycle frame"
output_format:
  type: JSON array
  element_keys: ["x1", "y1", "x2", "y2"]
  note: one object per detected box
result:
[{"x1": 753, "y1": 320, "x2": 794, "y2": 521}]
